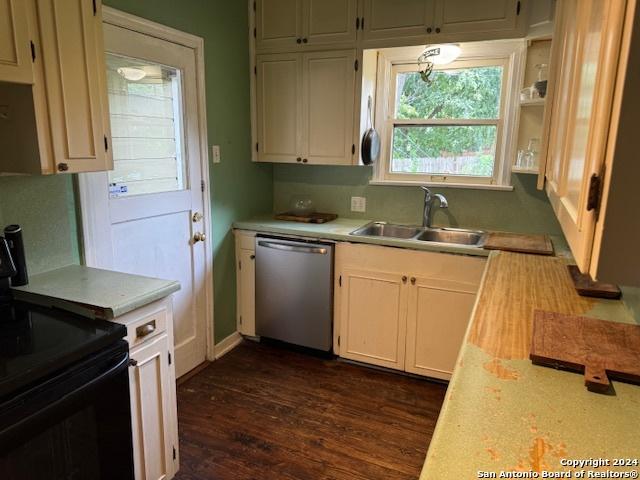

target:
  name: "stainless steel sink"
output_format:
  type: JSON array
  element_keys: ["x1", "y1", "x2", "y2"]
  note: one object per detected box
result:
[
  {"x1": 350, "y1": 222, "x2": 423, "y2": 239},
  {"x1": 414, "y1": 228, "x2": 486, "y2": 246},
  {"x1": 349, "y1": 222, "x2": 486, "y2": 247}
]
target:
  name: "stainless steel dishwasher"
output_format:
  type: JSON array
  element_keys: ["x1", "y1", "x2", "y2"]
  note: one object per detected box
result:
[{"x1": 255, "y1": 235, "x2": 333, "y2": 351}]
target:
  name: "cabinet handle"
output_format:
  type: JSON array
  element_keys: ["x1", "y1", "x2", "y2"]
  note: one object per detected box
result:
[
  {"x1": 402, "y1": 276, "x2": 407, "y2": 284},
  {"x1": 426, "y1": 27, "x2": 432, "y2": 33},
  {"x1": 136, "y1": 320, "x2": 156, "y2": 339},
  {"x1": 250, "y1": 254, "x2": 255, "y2": 260},
  {"x1": 411, "y1": 277, "x2": 416, "y2": 285},
  {"x1": 435, "y1": 27, "x2": 441, "y2": 33},
  {"x1": 296, "y1": 38, "x2": 302, "y2": 44},
  {"x1": 57, "y1": 163, "x2": 69, "y2": 172}
]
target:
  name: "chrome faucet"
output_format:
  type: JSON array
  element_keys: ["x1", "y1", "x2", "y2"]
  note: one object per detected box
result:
[{"x1": 421, "y1": 186, "x2": 448, "y2": 228}]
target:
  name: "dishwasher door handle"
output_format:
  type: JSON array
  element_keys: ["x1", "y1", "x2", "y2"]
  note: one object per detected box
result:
[{"x1": 258, "y1": 241, "x2": 328, "y2": 255}]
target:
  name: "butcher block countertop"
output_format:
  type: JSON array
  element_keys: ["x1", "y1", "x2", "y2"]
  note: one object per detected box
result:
[{"x1": 421, "y1": 251, "x2": 640, "y2": 479}]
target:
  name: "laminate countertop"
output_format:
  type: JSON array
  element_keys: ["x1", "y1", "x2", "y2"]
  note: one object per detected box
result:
[
  {"x1": 12, "y1": 265, "x2": 180, "y2": 319},
  {"x1": 420, "y1": 251, "x2": 640, "y2": 479}
]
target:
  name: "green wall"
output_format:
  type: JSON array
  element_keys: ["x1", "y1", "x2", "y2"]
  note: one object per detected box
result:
[
  {"x1": 102, "y1": 0, "x2": 273, "y2": 343},
  {"x1": 0, "y1": 175, "x2": 80, "y2": 275},
  {"x1": 274, "y1": 166, "x2": 563, "y2": 235}
]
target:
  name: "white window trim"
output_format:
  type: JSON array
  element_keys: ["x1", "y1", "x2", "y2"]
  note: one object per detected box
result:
[{"x1": 372, "y1": 40, "x2": 526, "y2": 189}]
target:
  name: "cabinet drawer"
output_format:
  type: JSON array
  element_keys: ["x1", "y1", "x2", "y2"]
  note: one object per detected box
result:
[
  {"x1": 125, "y1": 307, "x2": 168, "y2": 348},
  {"x1": 236, "y1": 231, "x2": 257, "y2": 251}
]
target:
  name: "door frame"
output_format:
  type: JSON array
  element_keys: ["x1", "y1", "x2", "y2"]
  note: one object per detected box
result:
[{"x1": 77, "y1": 6, "x2": 215, "y2": 361}]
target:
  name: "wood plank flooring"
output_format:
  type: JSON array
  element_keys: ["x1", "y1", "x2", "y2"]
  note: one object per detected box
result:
[{"x1": 174, "y1": 341, "x2": 447, "y2": 480}]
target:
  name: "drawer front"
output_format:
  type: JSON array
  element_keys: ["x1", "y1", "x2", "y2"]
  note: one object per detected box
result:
[
  {"x1": 235, "y1": 231, "x2": 256, "y2": 251},
  {"x1": 126, "y1": 307, "x2": 168, "y2": 348}
]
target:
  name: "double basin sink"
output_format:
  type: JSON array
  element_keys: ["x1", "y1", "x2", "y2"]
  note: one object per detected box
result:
[{"x1": 350, "y1": 221, "x2": 486, "y2": 247}]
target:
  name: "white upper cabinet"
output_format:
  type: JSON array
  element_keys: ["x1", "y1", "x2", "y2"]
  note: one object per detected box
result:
[
  {"x1": 256, "y1": 53, "x2": 302, "y2": 163},
  {"x1": 255, "y1": 0, "x2": 357, "y2": 51},
  {"x1": 35, "y1": 0, "x2": 112, "y2": 174},
  {"x1": 303, "y1": 50, "x2": 355, "y2": 164},
  {"x1": 256, "y1": 0, "x2": 302, "y2": 50},
  {"x1": 256, "y1": 50, "x2": 356, "y2": 165},
  {"x1": 434, "y1": 0, "x2": 522, "y2": 36},
  {"x1": 0, "y1": 0, "x2": 34, "y2": 84},
  {"x1": 362, "y1": 0, "x2": 436, "y2": 42}
]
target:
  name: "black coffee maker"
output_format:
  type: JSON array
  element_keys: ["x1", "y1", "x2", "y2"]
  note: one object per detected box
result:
[{"x1": 0, "y1": 238, "x2": 17, "y2": 304}]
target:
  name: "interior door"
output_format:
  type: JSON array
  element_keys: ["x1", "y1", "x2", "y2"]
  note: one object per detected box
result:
[
  {"x1": 302, "y1": 50, "x2": 356, "y2": 165},
  {"x1": 81, "y1": 23, "x2": 208, "y2": 378}
]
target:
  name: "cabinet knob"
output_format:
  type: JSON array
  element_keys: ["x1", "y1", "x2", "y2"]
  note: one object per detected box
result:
[
  {"x1": 193, "y1": 232, "x2": 206, "y2": 243},
  {"x1": 402, "y1": 276, "x2": 407, "y2": 284},
  {"x1": 411, "y1": 277, "x2": 416, "y2": 285},
  {"x1": 250, "y1": 254, "x2": 255, "y2": 260},
  {"x1": 128, "y1": 359, "x2": 138, "y2": 367},
  {"x1": 296, "y1": 38, "x2": 302, "y2": 44},
  {"x1": 302, "y1": 38, "x2": 308, "y2": 43},
  {"x1": 57, "y1": 163, "x2": 69, "y2": 172},
  {"x1": 192, "y1": 212, "x2": 203, "y2": 222},
  {"x1": 296, "y1": 157, "x2": 302, "y2": 162},
  {"x1": 426, "y1": 27, "x2": 432, "y2": 33},
  {"x1": 435, "y1": 27, "x2": 441, "y2": 33},
  {"x1": 302, "y1": 158, "x2": 308, "y2": 163}
]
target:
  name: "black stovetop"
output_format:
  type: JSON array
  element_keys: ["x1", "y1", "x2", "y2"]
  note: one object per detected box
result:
[{"x1": 0, "y1": 299, "x2": 127, "y2": 399}]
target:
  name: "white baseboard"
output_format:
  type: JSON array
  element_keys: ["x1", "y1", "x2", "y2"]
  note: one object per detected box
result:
[{"x1": 214, "y1": 331, "x2": 243, "y2": 359}]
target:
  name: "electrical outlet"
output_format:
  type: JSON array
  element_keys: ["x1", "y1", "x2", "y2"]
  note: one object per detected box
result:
[
  {"x1": 211, "y1": 145, "x2": 221, "y2": 163},
  {"x1": 351, "y1": 196, "x2": 366, "y2": 213}
]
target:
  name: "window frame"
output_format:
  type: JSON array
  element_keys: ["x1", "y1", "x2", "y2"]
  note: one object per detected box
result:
[{"x1": 372, "y1": 41, "x2": 525, "y2": 189}]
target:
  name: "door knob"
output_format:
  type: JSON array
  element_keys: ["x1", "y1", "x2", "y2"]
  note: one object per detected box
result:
[
  {"x1": 192, "y1": 212, "x2": 203, "y2": 222},
  {"x1": 193, "y1": 232, "x2": 206, "y2": 243}
]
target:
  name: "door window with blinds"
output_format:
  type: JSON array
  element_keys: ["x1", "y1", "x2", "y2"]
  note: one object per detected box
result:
[{"x1": 106, "y1": 54, "x2": 187, "y2": 198}]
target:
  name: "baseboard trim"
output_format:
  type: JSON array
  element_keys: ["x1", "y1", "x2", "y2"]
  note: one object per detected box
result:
[{"x1": 214, "y1": 331, "x2": 243, "y2": 359}]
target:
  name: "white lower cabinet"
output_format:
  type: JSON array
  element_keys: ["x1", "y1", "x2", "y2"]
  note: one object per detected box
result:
[
  {"x1": 336, "y1": 243, "x2": 486, "y2": 380},
  {"x1": 114, "y1": 297, "x2": 179, "y2": 480},
  {"x1": 235, "y1": 230, "x2": 257, "y2": 336}
]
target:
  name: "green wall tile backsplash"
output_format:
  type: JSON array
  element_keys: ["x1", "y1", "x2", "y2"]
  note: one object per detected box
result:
[{"x1": 274, "y1": 166, "x2": 563, "y2": 235}]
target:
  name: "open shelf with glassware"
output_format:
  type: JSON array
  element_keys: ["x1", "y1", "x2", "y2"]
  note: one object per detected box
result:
[{"x1": 513, "y1": 39, "x2": 552, "y2": 175}]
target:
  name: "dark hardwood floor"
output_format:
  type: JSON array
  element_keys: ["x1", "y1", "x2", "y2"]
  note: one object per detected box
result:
[{"x1": 174, "y1": 341, "x2": 447, "y2": 480}]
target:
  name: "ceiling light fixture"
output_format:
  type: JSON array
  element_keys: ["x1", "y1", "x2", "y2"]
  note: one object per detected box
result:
[
  {"x1": 117, "y1": 67, "x2": 147, "y2": 81},
  {"x1": 418, "y1": 44, "x2": 462, "y2": 83}
]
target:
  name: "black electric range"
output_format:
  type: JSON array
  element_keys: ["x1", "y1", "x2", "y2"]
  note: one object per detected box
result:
[{"x1": 0, "y1": 299, "x2": 126, "y2": 399}]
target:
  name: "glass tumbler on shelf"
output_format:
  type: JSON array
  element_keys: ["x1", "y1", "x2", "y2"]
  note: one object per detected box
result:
[{"x1": 534, "y1": 64, "x2": 548, "y2": 98}]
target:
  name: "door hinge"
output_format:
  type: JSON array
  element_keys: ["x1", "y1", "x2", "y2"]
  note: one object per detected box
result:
[
  {"x1": 356, "y1": 17, "x2": 360, "y2": 30},
  {"x1": 239, "y1": 260, "x2": 242, "y2": 270},
  {"x1": 516, "y1": 0, "x2": 521, "y2": 15},
  {"x1": 30, "y1": 41, "x2": 36, "y2": 62},
  {"x1": 168, "y1": 352, "x2": 172, "y2": 365},
  {"x1": 351, "y1": 144, "x2": 355, "y2": 155},
  {"x1": 201, "y1": 180, "x2": 205, "y2": 192},
  {"x1": 337, "y1": 335, "x2": 340, "y2": 347},
  {"x1": 256, "y1": 142, "x2": 259, "y2": 152},
  {"x1": 354, "y1": 59, "x2": 359, "y2": 71},
  {"x1": 361, "y1": 17, "x2": 365, "y2": 30},
  {"x1": 254, "y1": 65, "x2": 257, "y2": 75},
  {"x1": 586, "y1": 165, "x2": 606, "y2": 216},
  {"x1": 339, "y1": 275, "x2": 342, "y2": 287},
  {"x1": 104, "y1": 135, "x2": 109, "y2": 152},
  {"x1": 253, "y1": 0, "x2": 256, "y2": 11},
  {"x1": 239, "y1": 315, "x2": 243, "y2": 325},
  {"x1": 173, "y1": 446, "x2": 177, "y2": 461},
  {"x1": 253, "y1": 27, "x2": 256, "y2": 38},
  {"x1": 92, "y1": 0, "x2": 97, "y2": 16}
]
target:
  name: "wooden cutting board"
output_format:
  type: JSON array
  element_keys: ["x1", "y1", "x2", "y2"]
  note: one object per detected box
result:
[
  {"x1": 274, "y1": 212, "x2": 338, "y2": 224},
  {"x1": 530, "y1": 310, "x2": 640, "y2": 393},
  {"x1": 484, "y1": 232, "x2": 554, "y2": 255},
  {"x1": 567, "y1": 265, "x2": 622, "y2": 299}
]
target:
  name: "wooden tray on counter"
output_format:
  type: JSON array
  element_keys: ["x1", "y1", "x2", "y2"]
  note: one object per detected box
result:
[
  {"x1": 530, "y1": 310, "x2": 640, "y2": 393},
  {"x1": 274, "y1": 212, "x2": 338, "y2": 224},
  {"x1": 484, "y1": 232, "x2": 554, "y2": 255}
]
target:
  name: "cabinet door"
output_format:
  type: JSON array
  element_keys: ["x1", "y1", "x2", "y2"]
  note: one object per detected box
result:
[
  {"x1": 302, "y1": 50, "x2": 355, "y2": 165},
  {"x1": 256, "y1": 0, "x2": 303, "y2": 50},
  {"x1": 304, "y1": 0, "x2": 357, "y2": 46},
  {"x1": 129, "y1": 334, "x2": 177, "y2": 480},
  {"x1": 35, "y1": 0, "x2": 112, "y2": 173},
  {"x1": 237, "y1": 248, "x2": 256, "y2": 336},
  {"x1": 339, "y1": 268, "x2": 408, "y2": 370},
  {"x1": 544, "y1": 0, "x2": 626, "y2": 272},
  {"x1": 434, "y1": 0, "x2": 521, "y2": 36},
  {"x1": 362, "y1": 0, "x2": 436, "y2": 42},
  {"x1": 0, "y1": 0, "x2": 33, "y2": 84},
  {"x1": 256, "y1": 53, "x2": 303, "y2": 163},
  {"x1": 405, "y1": 277, "x2": 478, "y2": 380}
]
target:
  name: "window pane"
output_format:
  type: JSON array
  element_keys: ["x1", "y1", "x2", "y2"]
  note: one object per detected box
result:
[
  {"x1": 395, "y1": 66, "x2": 503, "y2": 120},
  {"x1": 106, "y1": 53, "x2": 187, "y2": 198},
  {"x1": 391, "y1": 125, "x2": 497, "y2": 177}
]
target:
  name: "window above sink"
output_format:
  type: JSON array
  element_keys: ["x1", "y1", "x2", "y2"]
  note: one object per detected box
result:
[{"x1": 368, "y1": 40, "x2": 526, "y2": 190}]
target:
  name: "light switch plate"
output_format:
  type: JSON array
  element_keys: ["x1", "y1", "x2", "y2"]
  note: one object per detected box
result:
[
  {"x1": 351, "y1": 196, "x2": 366, "y2": 213},
  {"x1": 211, "y1": 145, "x2": 221, "y2": 163}
]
